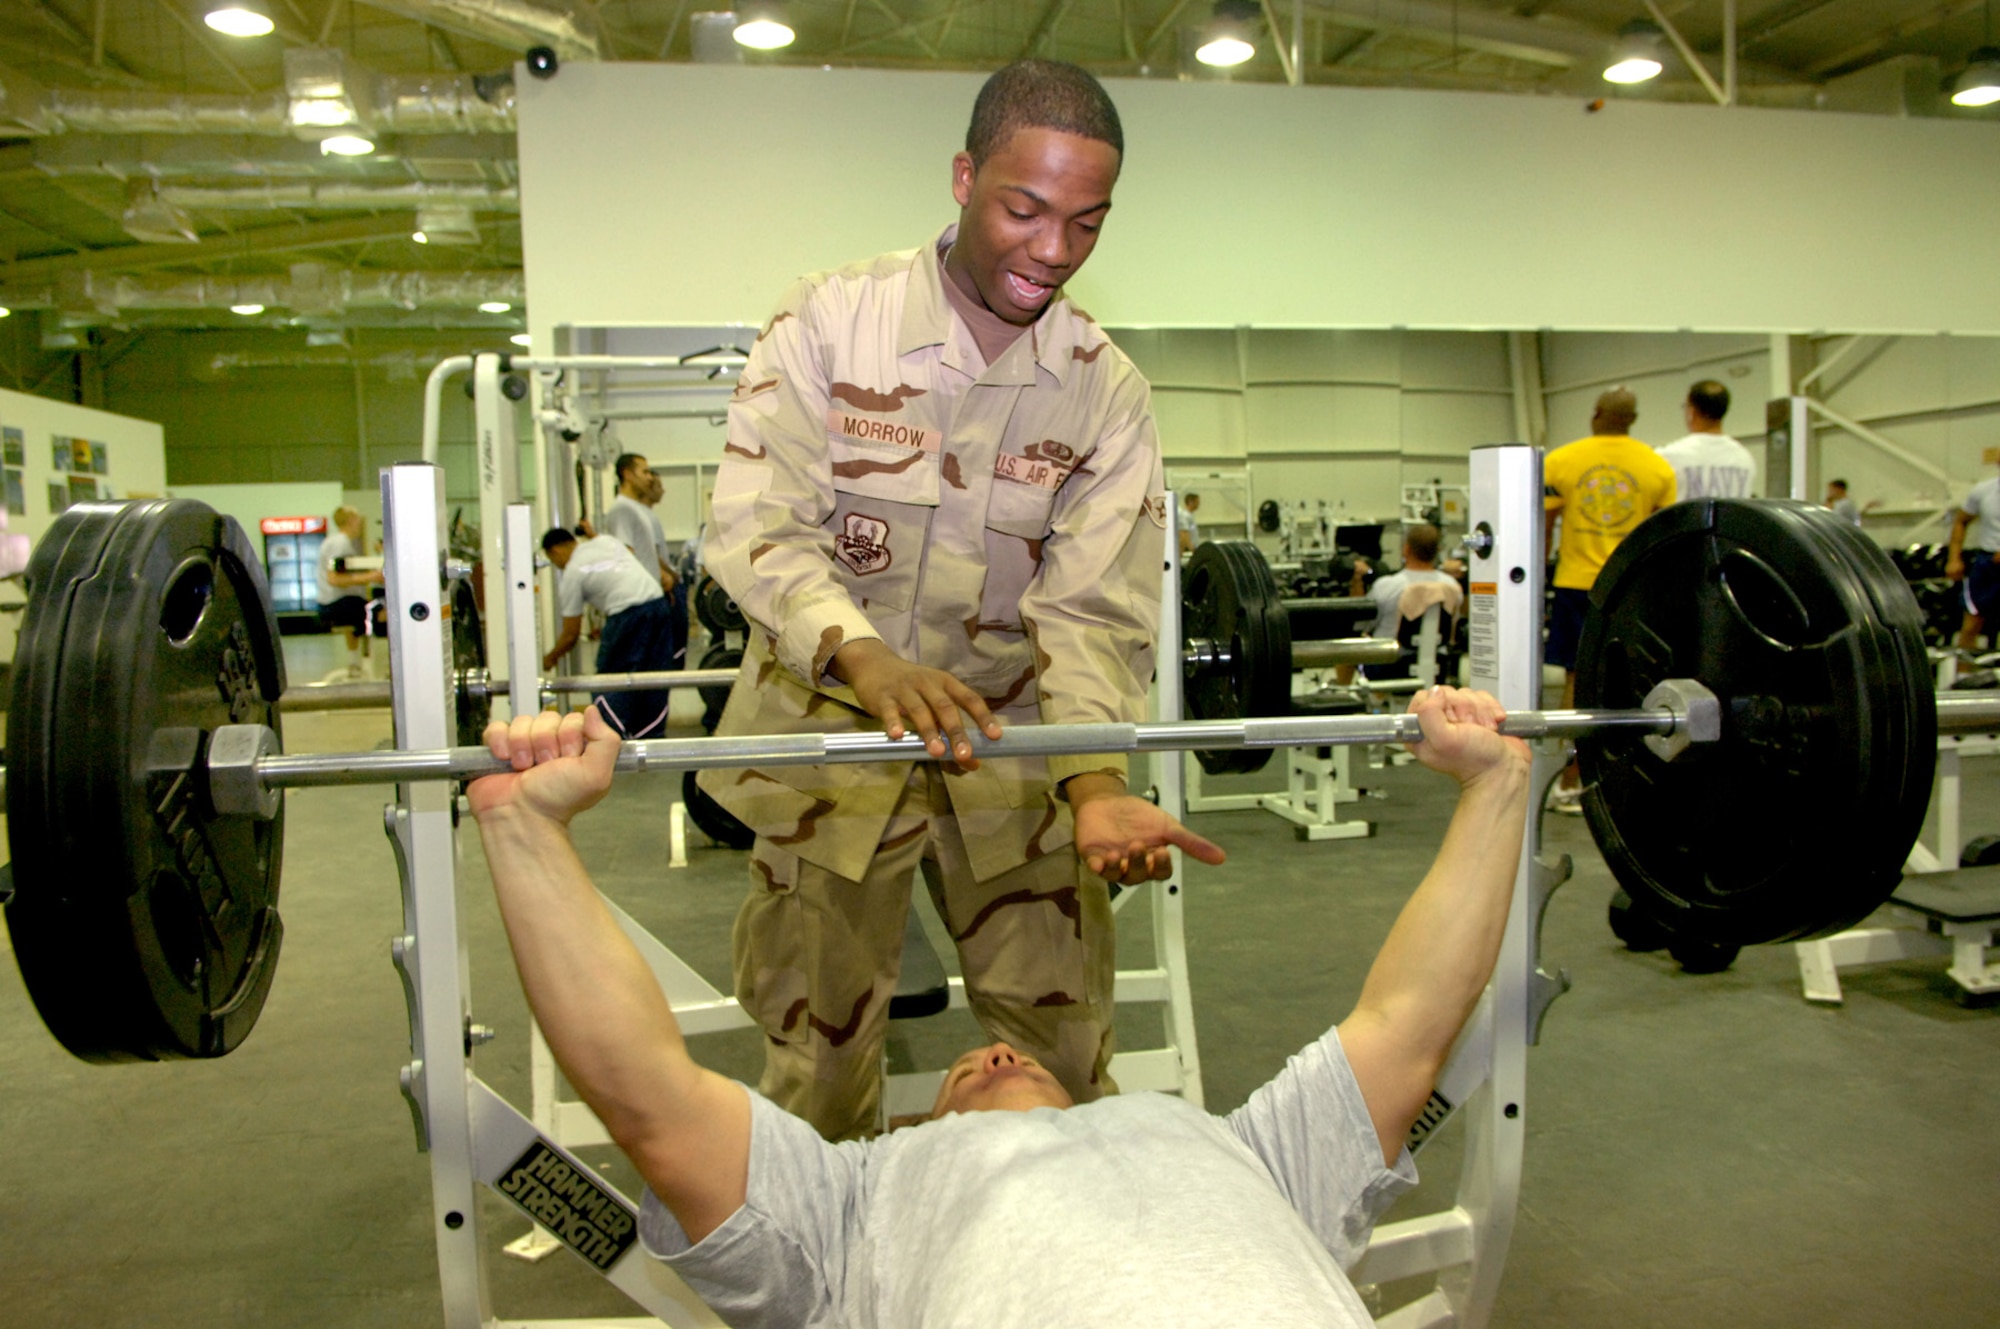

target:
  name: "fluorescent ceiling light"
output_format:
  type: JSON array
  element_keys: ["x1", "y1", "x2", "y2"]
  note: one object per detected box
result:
[
  {"x1": 412, "y1": 231, "x2": 429, "y2": 244},
  {"x1": 1604, "y1": 20, "x2": 1665, "y2": 85},
  {"x1": 320, "y1": 134, "x2": 375, "y2": 156},
  {"x1": 734, "y1": 3, "x2": 795, "y2": 50},
  {"x1": 0, "y1": 307, "x2": 11, "y2": 318},
  {"x1": 231, "y1": 304, "x2": 265, "y2": 316},
  {"x1": 510, "y1": 333, "x2": 532, "y2": 347},
  {"x1": 478, "y1": 301, "x2": 512, "y2": 314},
  {"x1": 1953, "y1": 47, "x2": 2000, "y2": 106},
  {"x1": 204, "y1": 1, "x2": 273, "y2": 38}
]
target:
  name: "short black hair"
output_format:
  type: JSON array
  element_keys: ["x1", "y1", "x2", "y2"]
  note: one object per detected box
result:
[
  {"x1": 541, "y1": 527, "x2": 577, "y2": 555},
  {"x1": 1405, "y1": 524, "x2": 1441, "y2": 563},
  {"x1": 614, "y1": 452, "x2": 647, "y2": 485},
  {"x1": 1687, "y1": 380, "x2": 1730, "y2": 422},
  {"x1": 965, "y1": 59, "x2": 1123, "y2": 167},
  {"x1": 1828, "y1": 478, "x2": 1849, "y2": 491}
]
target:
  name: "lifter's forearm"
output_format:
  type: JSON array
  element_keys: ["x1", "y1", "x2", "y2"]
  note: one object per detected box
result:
[
  {"x1": 1350, "y1": 762, "x2": 1528, "y2": 1071},
  {"x1": 478, "y1": 810, "x2": 701, "y2": 1143}
]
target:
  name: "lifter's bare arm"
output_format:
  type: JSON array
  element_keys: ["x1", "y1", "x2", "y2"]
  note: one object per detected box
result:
[
  {"x1": 1337, "y1": 687, "x2": 1531, "y2": 1165},
  {"x1": 468, "y1": 707, "x2": 749, "y2": 1242}
]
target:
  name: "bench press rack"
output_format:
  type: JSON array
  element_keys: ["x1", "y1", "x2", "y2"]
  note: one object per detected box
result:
[{"x1": 384, "y1": 358, "x2": 1560, "y2": 1329}]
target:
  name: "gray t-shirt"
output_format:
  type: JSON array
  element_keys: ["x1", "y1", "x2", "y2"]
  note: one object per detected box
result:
[
  {"x1": 1369, "y1": 568, "x2": 1452, "y2": 640},
  {"x1": 639, "y1": 1028, "x2": 1414, "y2": 1328},
  {"x1": 1963, "y1": 477, "x2": 2000, "y2": 552},
  {"x1": 556, "y1": 534, "x2": 664, "y2": 619},
  {"x1": 603, "y1": 493, "x2": 670, "y2": 581}
]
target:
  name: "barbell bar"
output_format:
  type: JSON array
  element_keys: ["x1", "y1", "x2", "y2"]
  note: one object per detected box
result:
[{"x1": 164, "y1": 684, "x2": 2000, "y2": 819}]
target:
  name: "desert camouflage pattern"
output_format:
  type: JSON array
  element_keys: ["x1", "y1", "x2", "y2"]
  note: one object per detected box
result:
[
  {"x1": 700, "y1": 227, "x2": 1165, "y2": 1135},
  {"x1": 736, "y1": 764, "x2": 1117, "y2": 1141},
  {"x1": 699, "y1": 225, "x2": 1167, "y2": 883}
]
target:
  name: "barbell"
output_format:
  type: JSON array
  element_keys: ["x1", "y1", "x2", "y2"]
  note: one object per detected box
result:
[{"x1": 1, "y1": 496, "x2": 1987, "y2": 1067}]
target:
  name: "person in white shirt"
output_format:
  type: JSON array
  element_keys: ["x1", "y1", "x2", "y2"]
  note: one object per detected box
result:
[
  {"x1": 1948, "y1": 467, "x2": 2000, "y2": 650},
  {"x1": 315, "y1": 505, "x2": 383, "y2": 682},
  {"x1": 1824, "y1": 479, "x2": 1863, "y2": 527},
  {"x1": 1176, "y1": 491, "x2": 1201, "y2": 555},
  {"x1": 1655, "y1": 380, "x2": 1757, "y2": 501},
  {"x1": 467, "y1": 686, "x2": 1527, "y2": 1329},
  {"x1": 541, "y1": 527, "x2": 675, "y2": 737}
]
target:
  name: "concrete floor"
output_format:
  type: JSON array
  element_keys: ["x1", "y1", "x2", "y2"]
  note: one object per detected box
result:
[{"x1": 3, "y1": 632, "x2": 1998, "y2": 1326}]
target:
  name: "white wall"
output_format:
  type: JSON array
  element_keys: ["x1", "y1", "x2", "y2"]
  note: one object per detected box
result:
[
  {"x1": 168, "y1": 482, "x2": 349, "y2": 549},
  {"x1": 0, "y1": 387, "x2": 167, "y2": 659},
  {"x1": 519, "y1": 64, "x2": 2000, "y2": 337}
]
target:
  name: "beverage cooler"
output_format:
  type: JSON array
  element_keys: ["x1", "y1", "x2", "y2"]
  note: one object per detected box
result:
[{"x1": 261, "y1": 515, "x2": 326, "y2": 626}]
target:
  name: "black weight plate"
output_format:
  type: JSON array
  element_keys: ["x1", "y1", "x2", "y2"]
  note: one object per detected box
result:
[
  {"x1": 1962, "y1": 834, "x2": 2000, "y2": 867},
  {"x1": 1181, "y1": 541, "x2": 1291, "y2": 775},
  {"x1": 1606, "y1": 887, "x2": 1669, "y2": 953},
  {"x1": 6, "y1": 500, "x2": 288, "y2": 1062},
  {"x1": 1667, "y1": 936, "x2": 1740, "y2": 975},
  {"x1": 450, "y1": 574, "x2": 490, "y2": 749},
  {"x1": 695, "y1": 576, "x2": 747, "y2": 637},
  {"x1": 682, "y1": 770, "x2": 755, "y2": 849},
  {"x1": 1575, "y1": 499, "x2": 1932, "y2": 947},
  {"x1": 697, "y1": 643, "x2": 742, "y2": 734}
]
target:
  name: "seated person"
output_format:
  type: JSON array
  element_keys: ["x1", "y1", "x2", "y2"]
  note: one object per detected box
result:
[
  {"x1": 467, "y1": 687, "x2": 1529, "y2": 1326},
  {"x1": 1346, "y1": 524, "x2": 1463, "y2": 683}
]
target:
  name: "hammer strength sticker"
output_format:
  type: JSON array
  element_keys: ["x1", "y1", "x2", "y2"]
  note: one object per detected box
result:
[{"x1": 495, "y1": 1141, "x2": 638, "y2": 1271}]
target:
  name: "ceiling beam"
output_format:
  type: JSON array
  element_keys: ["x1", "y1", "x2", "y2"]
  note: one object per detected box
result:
[
  {"x1": 1021, "y1": 0, "x2": 1076, "y2": 59},
  {"x1": 0, "y1": 35, "x2": 159, "y2": 89},
  {"x1": 0, "y1": 216, "x2": 422, "y2": 283},
  {"x1": 148, "y1": 0, "x2": 261, "y2": 94},
  {"x1": 1738, "y1": 0, "x2": 1841, "y2": 51},
  {"x1": 1810, "y1": 0, "x2": 1987, "y2": 79}
]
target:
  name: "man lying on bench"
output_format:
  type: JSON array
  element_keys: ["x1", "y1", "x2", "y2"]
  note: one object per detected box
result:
[{"x1": 468, "y1": 688, "x2": 1529, "y2": 1326}]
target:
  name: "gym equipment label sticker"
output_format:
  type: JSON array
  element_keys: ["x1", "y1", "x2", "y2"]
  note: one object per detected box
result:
[
  {"x1": 495, "y1": 1141, "x2": 638, "y2": 1271},
  {"x1": 1468, "y1": 583, "x2": 1497, "y2": 681}
]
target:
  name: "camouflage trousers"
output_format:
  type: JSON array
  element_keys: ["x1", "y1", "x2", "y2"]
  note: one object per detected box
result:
[{"x1": 733, "y1": 764, "x2": 1117, "y2": 1141}]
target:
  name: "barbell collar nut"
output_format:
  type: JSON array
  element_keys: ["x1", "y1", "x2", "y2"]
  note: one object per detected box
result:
[
  {"x1": 208, "y1": 723, "x2": 282, "y2": 819},
  {"x1": 444, "y1": 558, "x2": 475, "y2": 583},
  {"x1": 1640, "y1": 679, "x2": 1722, "y2": 763}
]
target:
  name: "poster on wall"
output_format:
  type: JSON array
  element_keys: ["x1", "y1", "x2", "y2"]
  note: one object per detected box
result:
[
  {"x1": 67, "y1": 475, "x2": 97, "y2": 506},
  {"x1": 48, "y1": 481, "x2": 68, "y2": 513},
  {"x1": 2, "y1": 426, "x2": 22, "y2": 466},
  {"x1": 52, "y1": 440, "x2": 69, "y2": 471},
  {"x1": 91, "y1": 442, "x2": 109, "y2": 474},
  {"x1": 4, "y1": 469, "x2": 22, "y2": 516},
  {"x1": 69, "y1": 437, "x2": 92, "y2": 472}
]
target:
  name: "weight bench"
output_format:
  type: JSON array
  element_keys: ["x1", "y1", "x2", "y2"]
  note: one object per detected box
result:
[{"x1": 1795, "y1": 867, "x2": 2000, "y2": 1005}]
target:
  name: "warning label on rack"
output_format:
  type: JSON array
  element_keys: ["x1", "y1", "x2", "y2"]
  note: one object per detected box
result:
[
  {"x1": 495, "y1": 1140, "x2": 638, "y2": 1271},
  {"x1": 1468, "y1": 583, "x2": 1498, "y2": 683}
]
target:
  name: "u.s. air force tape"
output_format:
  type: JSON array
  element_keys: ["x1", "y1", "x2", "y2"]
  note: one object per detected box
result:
[{"x1": 496, "y1": 1140, "x2": 640, "y2": 1271}]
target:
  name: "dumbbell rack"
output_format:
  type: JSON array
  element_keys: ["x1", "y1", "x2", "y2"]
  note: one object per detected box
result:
[{"x1": 380, "y1": 392, "x2": 1554, "y2": 1325}]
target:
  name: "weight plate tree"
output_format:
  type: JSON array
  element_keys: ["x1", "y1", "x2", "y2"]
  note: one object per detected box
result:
[
  {"x1": 1576, "y1": 500, "x2": 1934, "y2": 945},
  {"x1": 5, "y1": 500, "x2": 288, "y2": 1062}
]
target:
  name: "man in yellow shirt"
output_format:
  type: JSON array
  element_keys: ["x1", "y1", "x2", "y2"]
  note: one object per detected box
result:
[{"x1": 1542, "y1": 387, "x2": 1677, "y2": 809}]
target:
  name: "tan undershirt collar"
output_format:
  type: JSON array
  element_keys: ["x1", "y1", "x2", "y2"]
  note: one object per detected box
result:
[{"x1": 938, "y1": 242, "x2": 1030, "y2": 370}]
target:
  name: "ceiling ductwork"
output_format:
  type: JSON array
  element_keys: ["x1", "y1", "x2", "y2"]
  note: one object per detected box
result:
[
  {"x1": 0, "y1": 266, "x2": 525, "y2": 321},
  {"x1": 349, "y1": 0, "x2": 599, "y2": 64},
  {"x1": 148, "y1": 181, "x2": 519, "y2": 212},
  {"x1": 0, "y1": 51, "x2": 518, "y2": 138}
]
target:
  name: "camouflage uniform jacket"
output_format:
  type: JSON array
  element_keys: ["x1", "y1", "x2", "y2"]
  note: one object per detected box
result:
[{"x1": 699, "y1": 226, "x2": 1168, "y2": 884}]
